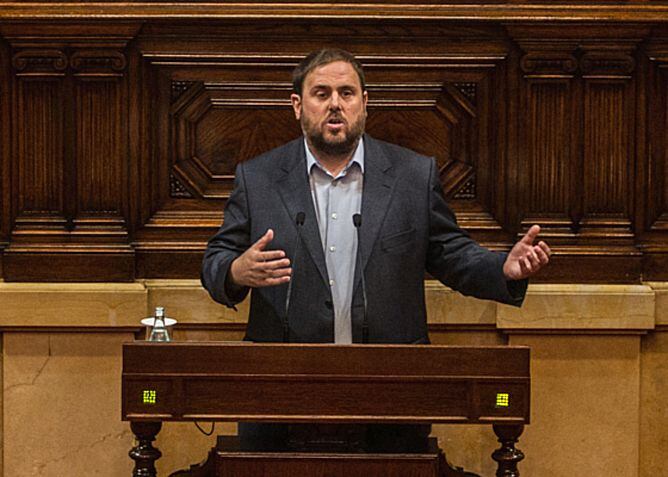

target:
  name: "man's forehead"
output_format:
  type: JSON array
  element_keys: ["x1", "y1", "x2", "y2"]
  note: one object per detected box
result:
[{"x1": 304, "y1": 61, "x2": 362, "y2": 89}]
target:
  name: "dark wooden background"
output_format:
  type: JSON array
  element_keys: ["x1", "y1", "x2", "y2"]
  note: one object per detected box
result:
[{"x1": 1, "y1": 3, "x2": 667, "y2": 283}]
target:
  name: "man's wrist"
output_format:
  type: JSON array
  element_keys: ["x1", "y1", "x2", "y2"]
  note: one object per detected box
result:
[{"x1": 225, "y1": 259, "x2": 248, "y2": 298}]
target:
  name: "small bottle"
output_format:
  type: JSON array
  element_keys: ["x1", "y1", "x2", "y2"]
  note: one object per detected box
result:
[{"x1": 148, "y1": 306, "x2": 171, "y2": 342}]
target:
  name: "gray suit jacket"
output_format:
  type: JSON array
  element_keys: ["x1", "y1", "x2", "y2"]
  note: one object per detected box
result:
[{"x1": 201, "y1": 135, "x2": 526, "y2": 343}]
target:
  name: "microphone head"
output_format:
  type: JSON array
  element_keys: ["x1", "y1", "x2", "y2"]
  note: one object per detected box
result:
[
  {"x1": 296, "y1": 212, "x2": 306, "y2": 226},
  {"x1": 352, "y1": 213, "x2": 362, "y2": 228}
]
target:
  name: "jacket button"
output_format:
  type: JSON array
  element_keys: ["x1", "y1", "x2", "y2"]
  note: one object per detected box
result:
[{"x1": 324, "y1": 300, "x2": 333, "y2": 309}]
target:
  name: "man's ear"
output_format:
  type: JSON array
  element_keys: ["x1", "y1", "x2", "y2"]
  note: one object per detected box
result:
[
  {"x1": 363, "y1": 90, "x2": 368, "y2": 115},
  {"x1": 290, "y1": 93, "x2": 302, "y2": 120}
]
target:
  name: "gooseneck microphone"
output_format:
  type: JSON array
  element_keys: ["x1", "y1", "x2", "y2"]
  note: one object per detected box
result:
[
  {"x1": 283, "y1": 211, "x2": 306, "y2": 342},
  {"x1": 352, "y1": 213, "x2": 369, "y2": 344}
]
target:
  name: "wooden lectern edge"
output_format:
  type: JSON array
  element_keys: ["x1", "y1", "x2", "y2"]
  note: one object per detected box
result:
[
  {"x1": 123, "y1": 414, "x2": 527, "y2": 424},
  {"x1": 122, "y1": 373, "x2": 531, "y2": 381},
  {"x1": 123, "y1": 341, "x2": 531, "y2": 350}
]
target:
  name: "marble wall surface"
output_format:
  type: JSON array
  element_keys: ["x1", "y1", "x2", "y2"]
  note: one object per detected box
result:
[{"x1": 0, "y1": 280, "x2": 664, "y2": 476}]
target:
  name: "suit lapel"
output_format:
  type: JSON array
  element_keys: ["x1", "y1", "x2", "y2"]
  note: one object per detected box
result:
[
  {"x1": 356, "y1": 136, "x2": 396, "y2": 289},
  {"x1": 275, "y1": 139, "x2": 329, "y2": 288}
]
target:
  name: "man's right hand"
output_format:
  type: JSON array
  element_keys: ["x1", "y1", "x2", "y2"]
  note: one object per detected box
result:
[{"x1": 229, "y1": 229, "x2": 292, "y2": 288}]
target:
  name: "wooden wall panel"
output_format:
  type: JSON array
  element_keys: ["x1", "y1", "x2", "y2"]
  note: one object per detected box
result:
[
  {"x1": 1, "y1": 24, "x2": 139, "y2": 281},
  {"x1": 644, "y1": 38, "x2": 668, "y2": 279},
  {"x1": 509, "y1": 26, "x2": 646, "y2": 281},
  {"x1": 0, "y1": 14, "x2": 665, "y2": 282}
]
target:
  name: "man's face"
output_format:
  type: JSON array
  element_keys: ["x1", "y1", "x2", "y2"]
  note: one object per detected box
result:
[{"x1": 291, "y1": 60, "x2": 368, "y2": 157}]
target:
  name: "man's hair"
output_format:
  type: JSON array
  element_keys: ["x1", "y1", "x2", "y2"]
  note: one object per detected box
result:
[{"x1": 292, "y1": 48, "x2": 366, "y2": 96}]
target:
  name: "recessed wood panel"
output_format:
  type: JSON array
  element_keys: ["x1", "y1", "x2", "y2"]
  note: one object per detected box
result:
[
  {"x1": 16, "y1": 78, "x2": 64, "y2": 215},
  {"x1": 75, "y1": 80, "x2": 123, "y2": 214},
  {"x1": 583, "y1": 81, "x2": 630, "y2": 217},
  {"x1": 525, "y1": 81, "x2": 572, "y2": 216}
]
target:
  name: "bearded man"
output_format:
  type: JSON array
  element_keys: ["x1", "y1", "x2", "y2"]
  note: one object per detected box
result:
[{"x1": 201, "y1": 48, "x2": 550, "y2": 451}]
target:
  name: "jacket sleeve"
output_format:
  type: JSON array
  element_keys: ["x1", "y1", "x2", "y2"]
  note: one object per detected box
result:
[
  {"x1": 201, "y1": 162, "x2": 252, "y2": 307},
  {"x1": 424, "y1": 158, "x2": 526, "y2": 306}
]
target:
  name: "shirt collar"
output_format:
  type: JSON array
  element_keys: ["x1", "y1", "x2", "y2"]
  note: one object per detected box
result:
[{"x1": 304, "y1": 136, "x2": 365, "y2": 177}]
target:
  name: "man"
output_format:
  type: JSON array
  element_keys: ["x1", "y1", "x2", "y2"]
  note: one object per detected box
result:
[
  {"x1": 201, "y1": 48, "x2": 550, "y2": 453},
  {"x1": 202, "y1": 48, "x2": 550, "y2": 345}
]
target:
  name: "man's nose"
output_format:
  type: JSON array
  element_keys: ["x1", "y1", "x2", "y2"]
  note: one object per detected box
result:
[{"x1": 328, "y1": 93, "x2": 341, "y2": 110}]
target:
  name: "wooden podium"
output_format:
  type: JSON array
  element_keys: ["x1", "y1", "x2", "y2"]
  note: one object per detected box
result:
[{"x1": 121, "y1": 342, "x2": 530, "y2": 477}]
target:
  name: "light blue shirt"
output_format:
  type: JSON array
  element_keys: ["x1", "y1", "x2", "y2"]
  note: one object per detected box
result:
[{"x1": 305, "y1": 138, "x2": 364, "y2": 343}]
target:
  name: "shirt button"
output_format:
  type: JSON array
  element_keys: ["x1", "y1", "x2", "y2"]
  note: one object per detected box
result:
[
  {"x1": 331, "y1": 213, "x2": 337, "y2": 219},
  {"x1": 329, "y1": 246, "x2": 336, "y2": 252},
  {"x1": 329, "y1": 279, "x2": 335, "y2": 286}
]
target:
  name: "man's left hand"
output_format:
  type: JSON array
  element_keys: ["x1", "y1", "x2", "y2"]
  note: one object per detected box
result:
[{"x1": 503, "y1": 224, "x2": 551, "y2": 280}]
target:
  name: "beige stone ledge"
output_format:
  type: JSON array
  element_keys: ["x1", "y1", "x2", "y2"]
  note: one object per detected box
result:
[
  {"x1": 144, "y1": 279, "x2": 248, "y2": 324},
  {"x1": 0, "y1": 282, "x2": 147, "y2": 327},
  {"x1": 646, "y1": 282, "x2": 668, "y2": 326},
  {"x1": 0, "y1": 280, "x2": 664, "y2": 330},
  {"x1": 498, "y1": 284, "x2": 655, "y2": 331}
]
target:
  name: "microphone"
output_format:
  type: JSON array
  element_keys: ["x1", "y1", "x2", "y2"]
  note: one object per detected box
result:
[
  {"x1": 284, "y1": 211, "x2": 306, "y2": 342},
  {"x1": 352, "y1": 213, "x2": 369, "y2": 344}
]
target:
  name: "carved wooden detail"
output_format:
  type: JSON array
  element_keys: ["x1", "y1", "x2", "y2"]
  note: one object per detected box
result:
[
  {"x1": 453, "y1": 82, "x2": 477, "y2": 105},
  {"x1": 171, "y1": 80, "x2": 196, "y2": 102},
  {"x1": 453, "y1": 177, "x2": 476, "y2": 200},
  {"x1": 70, "y1": 50, "x2": 127, "y2": 76},
  {"x1": 579, "y1": 45, "x2": 637, "y2": 245},
  {"x1": 169, "y1": 172, "x2": 194, "y2": 198},
  {"x1": 516, "y1": 42, "x2": 579, "y2": 242},
  {"x1": 12, "y1": 49, "x2": 67, "y2": 75},
  {"x1": 170, "y1": 80, "x2": 300, "y2": 199},
  {"x1": 519, "y1": 51, "x2": 578, "y2": 78},
  {"x1": 159, "y1": 53, "x2": 502, "y2": 224},
  {"x1": 580, "y1": 52, "x2": 635, "y2": 78}
]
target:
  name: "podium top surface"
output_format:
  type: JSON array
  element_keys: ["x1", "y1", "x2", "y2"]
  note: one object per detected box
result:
[{"x1": 122, "y1": 341, "x2": 530, "y2": 378}]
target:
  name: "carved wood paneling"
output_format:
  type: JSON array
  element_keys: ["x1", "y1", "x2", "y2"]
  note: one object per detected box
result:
[
  {"x1": 171, "y1": 81, "x2": 301, "y2": 199},
  {"x1": 641, "y1": 40, "x2": 668, "y2": 279},
  {"x1": 515, "y1": 40, "x2": 579, "y2": 243},
  {"x1": 645, "y1": 45, "x2": 668, "y2": 232},
  {"x1": 1, "y1": 26, "x2": 138, "y2": 280},
  {"x1": 129, "y1": 21, "x2": 517, "y2": 276},
  {"x1": 0, "y1": 18, "x2": 666, "y2": 282},
  {"x1": 508, "y1": 27, "x2": 646, "y2": 281}
]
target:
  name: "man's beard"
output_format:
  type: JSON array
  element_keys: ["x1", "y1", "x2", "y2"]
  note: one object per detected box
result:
[{"x1": 302, "y1": 112, "x2": 365, "y2": 157}]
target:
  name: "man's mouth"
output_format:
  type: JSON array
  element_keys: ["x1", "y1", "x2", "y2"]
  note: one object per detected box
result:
[{"x1": 325, "y1": 116, "x2": 345, "y2": 131}]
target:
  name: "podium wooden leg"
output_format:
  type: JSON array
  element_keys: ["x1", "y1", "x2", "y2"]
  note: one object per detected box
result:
[
  {"x1": 129, "y1": 421, "x2": 163, "y2": 477},
  {"x1": 491, "y1": 424, "x2": 524, "y2": 477}
]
